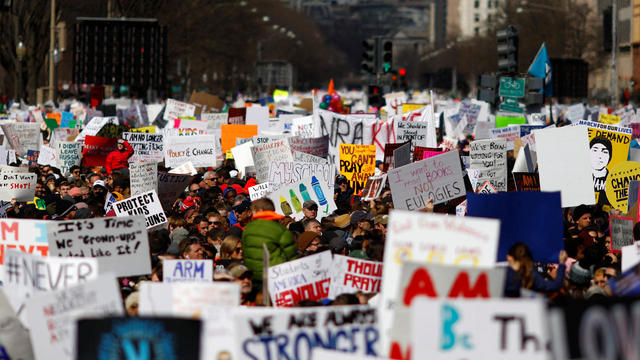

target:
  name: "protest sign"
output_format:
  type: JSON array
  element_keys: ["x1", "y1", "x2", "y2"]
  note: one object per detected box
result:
[
  {"x1": 3, "y1": 249, "x2": 98, "y2": 322},
  {"x1": 0, "y1": 288, "x2": 35, "y2": 360},
  {"x1": 513, "y1": 172, "x2": 540, "y2": 191},
  {"x1": 129, "y1": 162, "x2": 158, "y2": 196},
  {"x1": 413, "y1": 146, "x2": 442, "y2": 162},
  {"x1": 469, "y1": 138, "x2": 507, "y2": 192},
  {"x1": 396, "y1": 120, "x2": 427, "y2": 146},
  {"x1": 328, "y1": 255, "x2": 383, "y2": 299},
  {"x1": 163, "y1": 134, "x2": 216, "y2": 168},
  {"x1": 76, "y1": 317, "x2": 201, "y2": 360},
  {"x1": 393, "y1": 141, "x2": 412, "y2": 168},
  {"x1": 26, "y1": 150, "x2": 38, "y2": 166},
  {"x1": 0, "y1": 218, "x2": 49, "y2": 281},
  {"x1": 47, "y1": 216, "x2": 151, "y2": 277},
  {"x1": 164, "y1": 98, "x2": 196, "y2": 121},
  {"x1": 629, "y1": 180, "x2": 640, "y2": 212},
  {"x1": 0, "y1": 172, "x2": 36, "y2": 201},
  {"x1": 76, "y1": 117, "x2": 118, "y2": 143},
  {"x1": 292, "y1": 116, "x2": 314, "y2": 137},
  {"x1": 548, "y1": 298, "x2": 640, "y2": 359},
  {"x1": 203, "y1": 112, "x2": 228, "y2": 129},
  {"x1": 228, "y1": 107, "x2": 247, "y2": 124},
  {"x1": 388, "y1": 150, "x2": 464, "y2": 209},
  {"x1": 252, "y1": 134, "x2": 284, "y2": 145},
  {"x1": 157, "y1": 172, "x2": 194, "y2": 211},
  {"x1": 138, "y1": 281, "x2": 240, "y2": 317},
  {"x1": 565, "y1": 103, "x2": 585, "y2": 122},
  {"x1": 113, "y1": 190, "x2": 167, "y2": 229},
  {"x1": 609, "y1": 215, "x2": 634, "y2": 253},
  {"x1": 315, "y1": 110, "x2": 376, "y2": 166},
  {"x1": 380, "y1": 210, "x2": 500, "y2": 352},
  {"x1": 389, "y1": 263, "x2": 506, "y2": 358},
  {"x1": 231, "y1": 141, "x2": 254, "y2": 174},
  {"x1": 489, "y1": 126, "x2": 519, "y2": 150},
  {"x1": 577, "y1": 120, "x2": 632, "y2": 201},
  {"x1": 477, "y1": 180, "x2": 498, "y2": 194},
  {"x1": 163, "y1": 259, "x2": 213, "y2": 283},
  {"x1": 168, "y1": 161, "x2": 197, "y2": 175},
  {"x1": 411, "y1": 298, "x2": 548, "y2": 360},
  {"x1": 288, "y1": 135, "x2": 330, "y2": 158},
  {"x1": 535, "y1": 125, "x2": 595, "y2": 207},
  {"x1": 513, "y1": 143, "x2": 536, "y2": 173},
  {"x1": 605, "y1": 161, "x2": 640, "y2": 211},
  {"x1": 221, "y1": 124, "x2": 258, "y2": 153},
  {"x1": 467, "y1": 191, "x2": 563, "y2": 263},
  {"x1": 173, "y1": 118, "x2": 208, "y2": 132},
  {"x1": 293, "y1": 150, "x2": 328, "y2": 164},
  {"x1": 245, "y1": 106, "x2": 270, "y2": 133},
  {"x1": 251, "y1": 139, "x2": 294, "y2": 183},
  {"x1": 339, "y1": 144, "x2": 376, "y2": 194},
  {"x1": 268, "y1": 250, "x2": 332, "y2": 307},
  {"x1": 599, "y1": 113, "x2": 621, "y2": 124},
  {"x1": 121, "y1": 131, "x2": 163, "y2": 162},
  {"x1": 235, "y1": 306, "x2": 379, "y2": 360},
  {"x1": 201, "y1": 306, "x2": 238, "y2": 360},
  {"x1": 55, "y1": 142, "x2": 82, "y2": 175},
  {"x1": 495, "y1": 115, "x2": 526, "y2": 128},
  {"x1": 82, "y1": 136, "x2": 116, "y2": 167},
  {"x1": 362, "y1": 174, "x2": 387, "y2": 201},
  {"x1": 1, "y1": 122, "x2": 41, "y2": 156},
  {"x1": 622, "y1": 242, "x2": 640, "y2": 273},
  {"x1": 269, "y1": 161, "x2": 334, "y2": 192},
  {"x1": 189, "y1": 90, "x2": 224, "y2": 114},
  {"x1": 248, "y1": 182, "x2": 271, "y2": 200},
  {"x1": 26, "y1": 275, "x2": 123, "y2": 360}
]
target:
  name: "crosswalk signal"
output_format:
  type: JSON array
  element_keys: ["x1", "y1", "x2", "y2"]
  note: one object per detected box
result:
[
  {"x1": 496, "y1": 25, "x2": 518, "y2": 74},
  {"x1": 361, "y1": 38, "x2": 377, "y2": 74},
  {"x1": 381, "y1": 40, "x2": 393, "y2": 73}
]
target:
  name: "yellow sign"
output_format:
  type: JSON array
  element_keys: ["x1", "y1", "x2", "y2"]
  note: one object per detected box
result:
[
  {"x1": 599, "y1": 113, "x2": 621, "y2": 125},
  {"x1": 401, "y1": 104, "x2": 426, "y2": 114},
  {"x1": 339, "y1": 144, "x2": 376, "y2": 195},
  {"x1": 130, "y1": 126, "x2": 156, "y2": 133},
  {"x1": 605, "y1": 161, "x2": 640, "y2": 211}
]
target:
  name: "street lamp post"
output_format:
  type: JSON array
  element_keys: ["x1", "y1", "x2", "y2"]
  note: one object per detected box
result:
[
  {"x1": 16, "y1": 38, "x2": 25, "y2": 101},
  {"x1": 48, "y1": 0, "x2": 55, "y2": 102}
]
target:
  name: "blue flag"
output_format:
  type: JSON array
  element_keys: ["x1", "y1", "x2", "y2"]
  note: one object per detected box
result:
[{"x1": 528, "y1": 43, "x2": 553, "y2": 96}]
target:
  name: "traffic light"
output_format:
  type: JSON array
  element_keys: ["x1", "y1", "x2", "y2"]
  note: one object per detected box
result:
[
  {"x1": 381, "y1": 39, "x2": 393, "y2": 73},
  {"x1": 361, "y1": 38, "x2": 377, "y2": 74},
  {"x1": 496, "y1": 25, "x2": 518, "y2": 74}
]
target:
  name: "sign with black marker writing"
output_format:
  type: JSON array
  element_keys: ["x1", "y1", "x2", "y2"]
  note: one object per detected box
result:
[
  {"x1": 47, "y1": 216, "x2": 151, "y2": 277},
  {"x1": 113, "y1": 190, "x2": 167, "y2": 229}
]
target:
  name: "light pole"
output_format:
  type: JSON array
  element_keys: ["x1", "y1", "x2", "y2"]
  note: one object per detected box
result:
[
  {"x1": 48, "y1": 0, "x2": 55, "y2": 102},
  {"x1": 16, "y1": 38, "x2": 25, "y2": 101}
]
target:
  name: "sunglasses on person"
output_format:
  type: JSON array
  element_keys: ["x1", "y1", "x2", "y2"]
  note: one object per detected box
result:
[{"x1": 211, "y1": 221, "x2": 222, "y2": 226}]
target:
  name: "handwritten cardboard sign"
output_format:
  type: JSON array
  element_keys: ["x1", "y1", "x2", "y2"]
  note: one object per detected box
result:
[
  {"x1": 235, "y1": 306, "x2": 380, "y2": 359},
  {"x1": 113, "y1": 190, "x2": 167, "y2": 229},
  {"x1": 288, "y1": 135, "x2": 329, "y2": 158},
  {"x1": 121, "y1": 132, "x2": 164, "y2": 163},
  {"x1": 0, "y1": 172, "x2": 36, "y2": 201},
  {"x1": 129, "y1": 162, "x2": 158, "y2": 196},
  {"x1": 315, "y1": 110, "x2": 376, "y2": 167},
  {"x1": 328, "y1": 255, "x2": 383, "y2": 299},
  {"x1": 362, "y1": 174, "x2": 387, "y2": 201},
  {"x1": 55, "y1": 142, "x2": 82, "y2": 175},
  {"x1": 339, "y1": 144, "x2": 376, "y2": 195},
  {"x1": 4, "y1": 249, "x2": 98, "y2": 324},
  {"x1": 25, "y1": 275, "x2": 123, "y2": 360},
  {"x1": 248, "y1": 182, "x2": 271, "y2": 201},
  {"x1": 469, "y1": 138, "x2": 507, "y2": 192},
  {"x1": 163, "y1": 259, "x2": 213, "y2": 283},
  {"x1": 164, "y1": 98, "x2": 196, "y2": 121},
  {"x1": 251, "y1": 139, "x2": 294, "y2": 183},
  {"x1": 163, "y1": 134, "x2": 217, "y2": 168},
  {"x1": 268, "y1": 251, "x2": 332, "y2": 307},
  {"x1": 47, "y1": 216, "x2": 151, "y2": 277},
  {"x1": 75, "y1": 116, "x2": 118, "y2": 143},
  {"x1": 396, "y1": 120, "x2": 428, "y2": 146},
  {"x1": 138, "y1": 281, "x2": 240, "y2": 317},
  {"x1": 610, "y1": 215, "x2": 634, "y2": 253},
  {"x1": 268, "y1": 161, "x2": 334, "y2": 193},
  {"x1": 388, "y1": 150, "x2": 464, "y2": 209},
  {"x1": 379, "y1": 210, "x2": 500, "y2": 352},
  {"x1": 1, "y1": 122, "x2": 41, "y2": 156}
]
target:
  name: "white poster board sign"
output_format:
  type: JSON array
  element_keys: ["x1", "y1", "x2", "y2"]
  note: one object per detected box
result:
[
  {"x1": 251, "y1": 139, "x2": 294, "y2": 183},
  {"x1": 268, "y1": 161, "x2": 334, "y2": 192},
  {"x1": 0, "y1": 172, "x2": 36, "y2": 201},
  {"x1": 138, "y1": 281, "x2": 240, "y2": 317},
  {"x1": 164, "y1": 134, "x2": 217, "y2": 168},
  {"x1": 129, "y1": 162, "x2": 158, "y2": 196},
  {"x1": 164, "y1": 98, "x2": 196, "y2": 122},
  {"x1": 469, "y1": 138, "x2": 507, "y2": 192},
  {"x1": 328, "y1": 255, "x2": 383, "y2": 299},
  {"x1": 267, "y1": 175, "x2": 336, "y2": 221},
  {"x1": 113, "y1": 190, "x2": 167, "y2": 229},
  {"x1": 248, "y1": 182, "x2": 271, "y2": 201},
  {"x1": 268, "y1": 251, "x2": 332, "y2": 307},
  {"x1": 121, "y1": 132, "x2": 164, "y2": 162},
  {"x1": 163, "y1": 259, "x2": 213, "y2": 283}
]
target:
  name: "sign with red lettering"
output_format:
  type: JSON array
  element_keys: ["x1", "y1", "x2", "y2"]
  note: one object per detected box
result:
[
  {"x1": 328, "y1": 255, "x2": 383, "y2": 299},
  {"x1": 388, "y1": 150, "x2": 464, "y2": 209},
  {"x1": 388, "y1": 263, "x2": 505, "y2": 359},
  {"x1": 82, "y1": 136, "x2": 117, "y2": 167},
  {"x1": 379, "y1": 210, "x2": 500, "y2": 354},
  {"x1": 0, "y1": 219, "x2": 49, "y2": 283},
  {"x1": 268, "y1": 250, "x2": 332, "y2": 307},
  {"x1": 0, "y1": 172, "x2": 36, "y2": 201}
]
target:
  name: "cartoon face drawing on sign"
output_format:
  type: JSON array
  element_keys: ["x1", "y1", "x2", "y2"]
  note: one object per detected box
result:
[{"x1": 590, "y1": 136, "x2": 612, "y2": 192}]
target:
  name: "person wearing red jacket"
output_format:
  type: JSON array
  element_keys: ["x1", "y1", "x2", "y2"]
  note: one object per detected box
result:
[{"x1": 105, "y1": 139, "x2": 134, "y2": 174}]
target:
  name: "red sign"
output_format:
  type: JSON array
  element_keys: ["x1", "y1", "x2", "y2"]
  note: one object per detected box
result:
[{"x1": 83, "y1": 136, "x2": 116, "y2": 167}]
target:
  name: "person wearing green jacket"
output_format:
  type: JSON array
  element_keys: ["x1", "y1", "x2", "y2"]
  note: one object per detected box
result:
[{"x1": 242, "y1": 198, "x2": 298, "y2": 283}]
